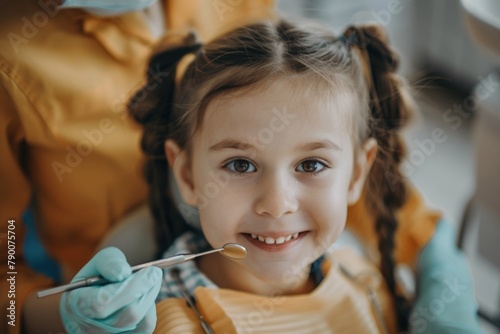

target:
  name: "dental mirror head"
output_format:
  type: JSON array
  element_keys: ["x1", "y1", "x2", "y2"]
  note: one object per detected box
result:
[{"x1": 221, "y1": 243, "x2": 247, "y2": 259}]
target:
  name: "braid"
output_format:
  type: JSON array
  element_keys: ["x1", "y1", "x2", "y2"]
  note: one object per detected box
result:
[
  {"x1": 343, "y1": 25, "x2": 413, "y2": 331},
  {"x1": 128, "y1": 34, "x2": 202, "y2": 253}
]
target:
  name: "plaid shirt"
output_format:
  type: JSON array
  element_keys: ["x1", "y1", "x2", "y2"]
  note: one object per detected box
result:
[
  {"x1": 156, "y1": 231, "x2": 326, "y2": 302},
  {"x1": 157, "y1": 231, "x2": 218, "y2": 301}
]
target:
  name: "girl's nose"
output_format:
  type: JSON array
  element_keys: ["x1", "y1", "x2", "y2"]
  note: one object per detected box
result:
[{"x1": 253, "y1": 173, "x2": 299, "y2": 219}]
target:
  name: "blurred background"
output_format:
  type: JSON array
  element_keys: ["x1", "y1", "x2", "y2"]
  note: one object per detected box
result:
[{"x1": 276, "y1": 0, "x2": 500, "y2": 332}]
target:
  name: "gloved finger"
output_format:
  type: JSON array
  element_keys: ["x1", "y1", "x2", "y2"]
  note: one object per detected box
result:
[
  {"x1": 62, "y1": 288, "x2": 136, "y2": 334},
  {"x1": 62, "y1": 268, "x2": 160, "y2": 333},
  {"x1": 60, "y1": 267, "x2": 161, "y2": 334},
  {"x1": 75, "y1": 267, "x2": 162, "y2": 323},
  {"x1": 110, "y1": 267, "x2": 162, "y2": 329},
  {"x1": 131, "y1": 303, "x2": 158, "y2": 334},
  {"x1": 73, "y1": 247, "x2": 131, "y2": 283}
]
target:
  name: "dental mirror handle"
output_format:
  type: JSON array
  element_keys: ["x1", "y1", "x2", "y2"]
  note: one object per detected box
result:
[
  {"x1": 36, "y1": 254, "x2": 189, "y2": 298},
  {"x1": 36, "y1": 245, "x2": 235, "y2": 298}
]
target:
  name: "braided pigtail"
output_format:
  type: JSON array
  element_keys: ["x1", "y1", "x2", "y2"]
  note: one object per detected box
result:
[
  {"x1": 342, "y1": 25, "x2": 413, "y2": 331},
  {"x1": 128, "y1": 33, "x2": 202, "y2": 252}
]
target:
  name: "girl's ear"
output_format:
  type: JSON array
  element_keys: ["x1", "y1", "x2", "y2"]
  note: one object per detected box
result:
[
  {"x1": 348, "y1": 138, "x2": 378, "y2": 205},
  {"x1": 165, "y1": 140, "x2": 197, "y2": 206}
]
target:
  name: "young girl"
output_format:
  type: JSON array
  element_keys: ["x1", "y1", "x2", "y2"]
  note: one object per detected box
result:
[{"x1": 126, "y1": 18, "x2": 481, "y2": 333}]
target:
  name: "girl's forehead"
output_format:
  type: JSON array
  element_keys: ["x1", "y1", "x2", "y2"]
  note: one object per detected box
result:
[{"x1": 201, "y1": 77, "x2": 358, "y2": 137}]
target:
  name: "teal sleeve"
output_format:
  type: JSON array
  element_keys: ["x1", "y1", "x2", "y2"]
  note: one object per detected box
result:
[{"x1": 409, "y1": 219, "x2": 484, "y2": 334}]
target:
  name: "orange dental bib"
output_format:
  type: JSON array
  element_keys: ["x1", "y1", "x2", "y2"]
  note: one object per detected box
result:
[{"x1": 155, "y1": 248, "x2": 397, "y2": 334}]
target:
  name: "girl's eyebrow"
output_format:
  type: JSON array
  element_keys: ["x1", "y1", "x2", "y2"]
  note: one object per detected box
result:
[
  {"x1": 297, "y1": 139, "x2": 342, "y2": 151},
  {"x1": 209, "y1": 139, "x2": 255, "y2": 151},
  {"x1": 209, "y1": 139, "x2": 342, "y2": 152}
]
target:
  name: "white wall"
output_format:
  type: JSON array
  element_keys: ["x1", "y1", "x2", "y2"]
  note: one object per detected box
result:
[{"x1": 277, "y1": 0, "x2": 500, "y2": 85}]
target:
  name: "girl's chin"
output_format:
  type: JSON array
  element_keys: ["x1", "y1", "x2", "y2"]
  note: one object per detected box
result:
[
  {"x1": 247, "y1": 273, "x2": 313, "y2": 296},
  {"x1": 245, "y1": 263, "x2": 311, "y2": 289}
]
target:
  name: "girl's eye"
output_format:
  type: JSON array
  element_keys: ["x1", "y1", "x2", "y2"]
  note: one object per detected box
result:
[
  {"x1": 296, "y1": 159, "x2": 327, "y2": 174},
  {"x1": 225, "y1": 159, "x2": 256, "y2": 174}
]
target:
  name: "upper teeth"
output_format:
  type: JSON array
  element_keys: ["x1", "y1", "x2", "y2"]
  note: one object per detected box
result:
[{"x1": 250, "y1": 233, "x2": 299, "y2": 244}]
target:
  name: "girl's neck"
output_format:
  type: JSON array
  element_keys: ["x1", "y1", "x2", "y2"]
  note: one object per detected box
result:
[{"x1": 197, "y1": 254, "x2": 316, "y2": 296}]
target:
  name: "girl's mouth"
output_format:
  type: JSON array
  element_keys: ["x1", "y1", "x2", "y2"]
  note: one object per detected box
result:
[
  {"x1": 242, "y1": 232, "x2": 307, "y2": 251},
  {"x1": 250, "y1": 232, "x2": 299, "y2": 244}
]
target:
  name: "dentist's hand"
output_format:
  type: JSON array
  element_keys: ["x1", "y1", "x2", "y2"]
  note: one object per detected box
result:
[
  {"x1": 410, "y1": 220, "x2": 482, "y2": 334},
  {"x1": 60, "y1": 247, "x2": 162, "y2": 334}
]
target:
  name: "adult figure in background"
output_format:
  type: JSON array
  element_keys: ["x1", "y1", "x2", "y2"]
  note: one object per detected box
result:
[{"x1": 0, "y1": 0, "x2": 275, "y2": 333}]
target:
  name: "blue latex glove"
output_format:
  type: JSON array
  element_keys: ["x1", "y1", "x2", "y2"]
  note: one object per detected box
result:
[
  {"x1": 60, "y1": 247, "x2": 162, "y2": 333},
  {"x1": 409, "y1": 220, "x2": 483, "y2": 334}
]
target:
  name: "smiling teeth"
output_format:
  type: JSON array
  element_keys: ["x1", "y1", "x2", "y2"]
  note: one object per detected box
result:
[{"x1": 250, "y1": 233, "x2": 299, "y2": 244}]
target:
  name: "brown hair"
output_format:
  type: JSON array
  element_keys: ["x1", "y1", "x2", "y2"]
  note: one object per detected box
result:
[{"x1": 129, "y1": 19, "x2": 412, "y2": 330}]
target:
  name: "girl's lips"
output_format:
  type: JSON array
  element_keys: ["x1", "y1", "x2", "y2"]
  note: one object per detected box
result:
[
  {"x1": 250, "y1": 232, "x2": 299, "y2": 244},
  {"x1": 242, "y1": 231, "x2": 307, "y2": 252}
]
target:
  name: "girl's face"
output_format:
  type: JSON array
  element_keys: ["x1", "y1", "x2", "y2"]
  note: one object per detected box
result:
[{"x1": 167, "y1": 78, "x2": 376, "y2": 295}]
